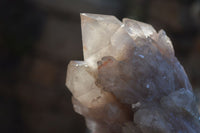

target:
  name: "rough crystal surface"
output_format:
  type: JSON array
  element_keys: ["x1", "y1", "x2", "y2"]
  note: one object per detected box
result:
[{"x1": 66, "y1": 13, "x2": 200, "y2": 133}]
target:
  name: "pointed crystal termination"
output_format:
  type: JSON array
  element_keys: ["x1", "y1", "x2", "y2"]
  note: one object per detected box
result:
[
  {"x1": 81, "y1": 13, "x2": 122, "y2": 69},
  {"x1": 66, "y1": 13, "x2": 200, "y2": 133}
]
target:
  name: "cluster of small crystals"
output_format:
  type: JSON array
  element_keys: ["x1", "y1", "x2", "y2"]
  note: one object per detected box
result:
[{"x1": 66, "y1": 13, "x2": 200, "y2": 133}]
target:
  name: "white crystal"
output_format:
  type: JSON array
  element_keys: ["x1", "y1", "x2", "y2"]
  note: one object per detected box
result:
[
  {"x1": 123, "y1": 18, "x2": 156, "y2": 39},
  {"x1": 81, "y1": 13, "x2": 122, "y2": 69},
  {"x1": 66, "y1": 61, "x2": 103, "y2": 108},
  {"x1": 66, "y1": 13, "x2": 200, "y2": 133}
]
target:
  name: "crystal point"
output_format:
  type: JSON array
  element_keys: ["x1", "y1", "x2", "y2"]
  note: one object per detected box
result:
[
  {"x1": 66, "y1": 13, "x2": 200, "y2": 133},
  {"x1": 81, "y1": 13, "x2": 122, "y2": 69},
  {"x1": 123, "y1": 18, "x2": 156, "y2": 39}
]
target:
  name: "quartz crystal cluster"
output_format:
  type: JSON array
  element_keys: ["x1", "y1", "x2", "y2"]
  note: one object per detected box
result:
[{"x1": 66, "y1": 13, "x2": 200, "y2": 133}]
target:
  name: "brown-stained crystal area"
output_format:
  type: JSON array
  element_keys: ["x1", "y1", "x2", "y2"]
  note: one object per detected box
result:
[{"x1": 66, "y1": 13, "x2": 200, "y2": 133}]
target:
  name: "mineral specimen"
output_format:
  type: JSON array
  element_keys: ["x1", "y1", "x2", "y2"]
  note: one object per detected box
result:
[{"x1": 66, "y1": 13, "x2": 200, "y2": 133}]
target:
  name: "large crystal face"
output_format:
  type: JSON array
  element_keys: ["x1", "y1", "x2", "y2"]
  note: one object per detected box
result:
[{"x1": 66, "y1": 13, "x2": 200, "y2": 133}]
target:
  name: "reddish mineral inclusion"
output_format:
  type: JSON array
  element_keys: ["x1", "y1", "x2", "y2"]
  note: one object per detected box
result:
[{"x1": 66, "y1": 13, "x2": 200, "y2": 133}]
